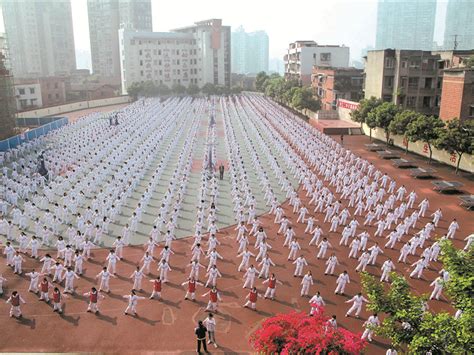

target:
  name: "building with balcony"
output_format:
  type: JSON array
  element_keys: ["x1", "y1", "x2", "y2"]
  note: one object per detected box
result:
[
  {"x1": 311, "y1": 67, "x2": 364, "y2": 111},
  {"x1": 119, "y1": 19, "x2": 231, "y2": 94},
  {"x1": 439, "y1": 68, "x2": 474, "y2": 122},
  {"x1": 364, "y1": 49, "x2": 474, "y2": 116},
  {"x1": 284, "y1": 41, "x2": 350, "y2": 85}
]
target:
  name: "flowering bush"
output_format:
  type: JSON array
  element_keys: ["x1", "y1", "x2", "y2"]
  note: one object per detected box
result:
[{"x1": 249, "y1": 309, "x2": 366, "y2": 354}]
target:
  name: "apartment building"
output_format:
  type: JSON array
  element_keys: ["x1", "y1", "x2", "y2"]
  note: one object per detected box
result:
[
  {"x1": 119, "y1": 19, "x2": 231, "y2": 94},
  {"x1": 311, "y1": 67, "x2": 364, "y2": 111},
  {"x1": 364, "y1": 49, "x2": 474, "y2": 116},
  {"x1": 439, "y1": 68, "x2": 474, "y2": 122},
  {"x1": 284, "y1": 41, "x2": 350, "y2": 85}
]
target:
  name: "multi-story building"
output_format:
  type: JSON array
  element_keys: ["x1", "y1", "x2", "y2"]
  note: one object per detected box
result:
[
  {"x1": 439, "y1": 68, "x2": 474, "y2": 122},
  {"x1": 311, "y1": 67, "x2": 364, "y2": 111},
  {"x1": 364, "y1": 49, "x2": 474, "y2": 116},
  {"x1": 375, "y1": 0, "x2": 436, "y2": 51},
  {"x1": 14, "y1": 81, "x2": 42, "y2": 111},
  {"x1": 119, "y1": 19, "x2": 231, "y2": 94},
  {"x1": 0, "y1": 33, "x2": 16, "y2": 140},
  {"x1": 284, "y1": 41, "x2": 350, "y2": 85},
  {"x1": 443, "y1": 0, "x2": 474, "y2": 50},
  {"x1": 88, "y1": 0, "x2": 152, "y2": 82},
  {"x1": 173, "y1": 19, "x2": 231, "y2": 88},
  {"x1": 38, "y1": 77, "x2": 67, "y2": 107},
  {"x1": 231, "y1": 26, "x2": 269, "y2": 74},
  {"x1": 1, "y1": 0, "x2": 76, "y2": 77}
]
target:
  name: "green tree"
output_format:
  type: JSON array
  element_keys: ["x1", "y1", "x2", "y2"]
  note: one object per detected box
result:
[
  {"x1": 361, "y1": 241, "x2": 473, "y2": 354},
  {"x1": 350, "y1": 96, "x2": 382, "y2": 124},
  {"x1": 255, "y1": 71, "x2": 269, "y2": 92},
  {"x1": 156, "y1": 84, "x2": 170, "y2": 96},
  {"x1": 127, "y1": 82, "x2": 143, "y2": 101},
  {"x1": 366, "y1": 110, "x2": 379, "y2": 141},
  {"x1": 435, "y1": 118, "x2": 474, "y2": 173},
  {"x1": 405, "y1": 115, "x2": 444, "y2": 163},
  {"x1": 465, "y1": 55, "x2": 474, "y2": 68},
  {"x1": 186, "y1": 84, "x2": 200, "y2": 96},
  {"x1": 389, "y1": 110, "x2": 420, "y2": 153},
  {"x1": 291, "y1": 87, "x2": 320, "y2": 112},
  {"x1": 230, "y1": 86, "x2": 242, "y2": 95},
  {"x1": 171, "y1": 83, "x2": 186, "y2": 95},
  {"x1": 370, "y1": 102, "x2": 400, "y2": 145},
  {"x1": 201, "y1": 83, "x2": 217, "y2": 96}
]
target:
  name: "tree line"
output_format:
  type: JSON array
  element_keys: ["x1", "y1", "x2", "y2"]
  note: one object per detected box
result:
[
  {"x1": 127, "y1": 81, "x2": 242, "y2": 101},
  {"x1": 350, "y1": 97, "x2": 473, "y2": 173},
  {"x1": 255, "y1": 72, "x2": 321, "y2": 112}
]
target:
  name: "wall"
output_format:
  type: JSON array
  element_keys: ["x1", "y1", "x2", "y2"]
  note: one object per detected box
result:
[
  {"x1": 17, "y1": 96, "x2": 130, "y2": 119},
  {"x1": 360, "y1": 123, "x2": 473, "y2": 173},
  {"x1": 336, "y1": 99, "x2": 473, "y2": 173}
]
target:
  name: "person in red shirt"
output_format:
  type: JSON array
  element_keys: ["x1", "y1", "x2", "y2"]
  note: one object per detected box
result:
[
  {"x1": 39, "y1": 277, "x2": 53, "y2": 302},
  {"x1": 149, "y1": 276, "x2": 162, "y2": 300},
  {"x1": 6, "y1": 290, "x2": 26, "y2": 318},
  {"x1": 182, "y1": 277, "x2": 204, "y2": 301},
  {"x1": 263, "y1": 273, "x2": 283, "y2": 300},
  {"x1": 52, "y1": 287, "x2": 67, "y2": 314},
  {"x1": 243, "y1": 287, "x2": 262, "y2": 310},
  {"x1": 83, "y1": 287, "x2": 104, "y2": 314},
  {"x1": 202, "y1": 286, "x2": 222, "y2": 312}
]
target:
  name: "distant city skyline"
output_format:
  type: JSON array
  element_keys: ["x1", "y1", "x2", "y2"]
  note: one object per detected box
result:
[{"x1": 0, "y1": 0, "x2": 453, "y2": 72}]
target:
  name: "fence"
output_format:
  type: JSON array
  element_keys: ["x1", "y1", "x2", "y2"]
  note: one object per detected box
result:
[
  {"x1": 0, "y1": 117, "x2": 68, "y2": 152},
  {"x1": 16, "y1": 96, "x2": 130, "y2": 119}
]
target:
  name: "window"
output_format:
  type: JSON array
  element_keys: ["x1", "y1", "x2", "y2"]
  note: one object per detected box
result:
[
  {"x1": 139, "y1": 50, "x2": 142, "y2": 55},
  {"x1": 55, "y1": 93, "x2": 59, "y2": 99},
  {"x1": 382, "y1": 95, "x2": 392, "y2": 102},
  {"x1": 470, "y1": 105, "x2": 474, "y2": 117},
  {"x1": 18, "y1": 88, "x2": 25, "y2": 95},
  {"x1": 385, "y1": 57, "x2": 395, "y2": 68},
  {"x1": 409, "y1": 60, "x2": 420, "y2": 69},
  {"x1": 400, "y1": 77, "x2": 407, "y2": 88},
  {"x1": 384, "y1": 76, "x2": 394, "y2": 88},
  {"x1": 351, "y1": 77, "x2": 363, "y2": 86},
  {"x1": 424, "y1": 77, "x2": 433, "y2": 89},
  {"x1": 401, "y1": 60, "x2": 407, "y2": 68},
  {"x1": 30, "y1": 87, "x2": 35, "y2": 94},
  {"x1": 320, "y1": 53, "x2": 331, "y2": 62},
  {"x1": 19, "y1": 99, "x2": 28, "y2": 108},
  {"x1": 422, "y1": 96, "x2": 431, "y2": 108},
  {"x1": 54, "y1": 83, "x2": 58, "y2": 89},
  {"x1": 30, "y1": 98, "x2": 37, "y2": 105},
  {"x1": 407, "y1": 96, "x2": 416, "y2": 107},
  {"x1": 408, "y1": 77, "x2": 419, "y2": 88}
]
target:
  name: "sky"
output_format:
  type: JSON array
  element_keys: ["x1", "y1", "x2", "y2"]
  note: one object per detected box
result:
[{"x1": 3, "y1": 0, "x2": 450, "y2": 70}]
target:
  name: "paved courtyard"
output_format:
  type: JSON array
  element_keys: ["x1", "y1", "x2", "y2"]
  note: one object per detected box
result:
[{"x1": 0, "y1": 95, "x2": 472, "y2": 353}]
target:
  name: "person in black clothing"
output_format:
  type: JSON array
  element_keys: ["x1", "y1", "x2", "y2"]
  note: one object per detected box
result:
[
  {"x1": 340, "y1": 134, "x2": 344, "y2": 145},
  {"x1": 218, "y1": 164, "x2": 224, "y2": 180},
  {"x1": 195, "y1": 321, "x2": 208, "y2": 353}
]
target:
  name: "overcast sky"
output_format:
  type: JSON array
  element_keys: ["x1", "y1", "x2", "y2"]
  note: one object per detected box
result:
[{"x1": 3, "y1": 0, "x2": 449, "y2": 69}]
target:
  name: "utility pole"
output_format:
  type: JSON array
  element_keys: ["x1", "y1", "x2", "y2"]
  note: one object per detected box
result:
[{"x1": 453, "y1": 34, "x2": 459, "y2": 50}]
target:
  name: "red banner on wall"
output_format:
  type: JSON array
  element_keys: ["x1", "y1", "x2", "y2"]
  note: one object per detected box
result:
[{"x1": 337, "y1": 99, "x2": 360, "y2": 111}]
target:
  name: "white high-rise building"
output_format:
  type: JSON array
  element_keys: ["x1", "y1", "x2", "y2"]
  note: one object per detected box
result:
[
  {"x1": 88, "y1": 0, "x2": 152, "y2": 82},
  {"x1": 1, "y1": 0, "x2": 76, "y2": 78},
  {"x1": 119, "y1": 19, "x2": 231, "y2": 94},
  {"x1": 231, "y1": 26, "x2": 269, "y2": 74}
]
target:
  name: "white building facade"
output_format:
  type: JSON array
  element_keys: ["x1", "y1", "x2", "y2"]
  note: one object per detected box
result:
[
  {"x1": 119, "y1": 19, "x2": 231, "y2": 94},
  {"x1": 14, "y1": 83, "x2": 42, "y2": 111},
  {"x1": 284, "y1": 41, "x2": 350, "y2": 85}
]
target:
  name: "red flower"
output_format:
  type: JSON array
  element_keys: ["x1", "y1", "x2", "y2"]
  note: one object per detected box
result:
[{"x1": 250, "y1": 309, "x2": 367, "y2": 354}]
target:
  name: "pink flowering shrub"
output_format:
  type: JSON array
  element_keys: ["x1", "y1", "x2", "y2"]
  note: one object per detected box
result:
[{"x1": 250, "y1": 309, "x2": 366, "y2": 354}]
